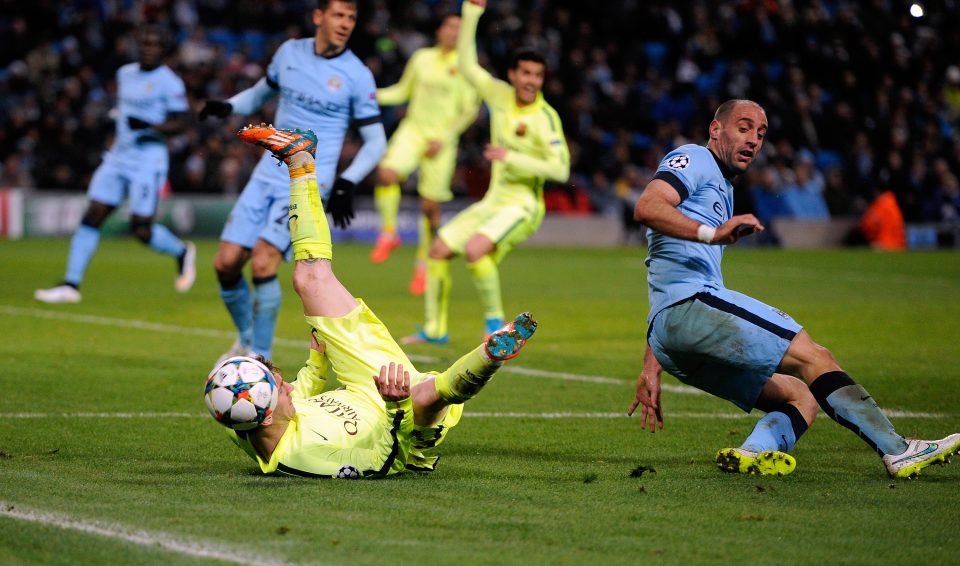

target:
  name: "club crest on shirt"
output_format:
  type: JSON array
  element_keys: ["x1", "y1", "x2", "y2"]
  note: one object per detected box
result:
[
  {"x1": 667, "y1": 154, "x2": 690, "y2": 170},
  {"x1": 516, "y1": 122, "x2": 527, "y2": 137},
  {"x1": 327, "y1": 76, "x2": 343, "y2": 92}
]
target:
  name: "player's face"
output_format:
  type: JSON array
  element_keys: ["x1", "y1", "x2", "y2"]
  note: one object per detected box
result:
[
  {"x1": 138, "y1": 32, "x2": 164, "y2": 70},
  {"x1": 270, "y1": 372, "x2": 295, "y2": 419},
  {"x1": 436, "y1": 16, "x2": 460, "y2": 50},
  {"x1": 508, "y1": 60, "x2": 545, "y2": 106},
  {"x1": 313, "y1": 1, "x2": 358, "y2": 55},
  {"x1": 710, "y1": 104, "x2": 767, "y2": 174}
]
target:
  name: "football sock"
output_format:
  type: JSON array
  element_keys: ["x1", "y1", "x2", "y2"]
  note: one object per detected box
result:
[
  {"x1": 287, "y1": 154, "x2": 332, "y2": 261},
  {"x1": 374, "y1": 183, "x2": 401, "y2": 234},
  {"x1": 810, "y1": 371, "x2": 909, "y2": 456},
  {"x1": 424, "y1": 258, "x2": 450, "y2": 338},
  {"x1": 147, "y1": 224, "x2": 186, "y2": 257},
  {"x1": 64, "y1": 223, "x2": 101, "y2": 286},
  {"x1": 251, "y1": 275, "x2": 281, "y2": 360},
  {"x1": 467, "y1": 255, "x2": 504, "y2": 322},
  {"x1": 434, "y1": 344, "x2": 503, "y2": 403},
  {"x1": 220, "y1": 276, "x2": 253, "y2": 349},
  {"x1": 415, "y1": 215, "x2": 433, "y2": 263},
  {"x1": 741, "y1": 403, "x2": 808, "y2": 453}
]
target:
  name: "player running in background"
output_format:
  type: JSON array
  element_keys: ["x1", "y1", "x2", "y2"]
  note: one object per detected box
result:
[
  {"x1": 198, "y1": 0, "x2": 386, "y2": 363},
  {"x1": 214, "y1": 124, "x2": 536, "y2": 478},
  {"x1": 402, "y1": 0, "x2": 569, "y2": 344},
  {"x1": 628, "y1": 99, "x2": 960, "y2": 479},
  {"x1": 371, "y1": 12, "x2": 480, "y2": 296},
  {"x1": 35, "y1": 25, "x2": 195, "y2": 304}
]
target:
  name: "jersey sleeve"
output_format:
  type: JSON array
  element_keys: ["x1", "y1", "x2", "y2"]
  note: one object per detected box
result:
[
  {"x1": 280, "y1": 398, "x2": 414, "y2": 478},
  {"x1": 351, "y1": 66, "x2": 381, "y2": 125},
  {"x1": 458, "y1": 1, "x2": 502, "y2": 102},
  {"x1": 291, "y1": 348, "x2": 329, "y2": 400},
  {"x1": 502, "y1": 107, "x2": 570, "y2": 182},
  {"x1": 164, "y1": 71, "x2": 189, "y2": 113},
  {"x1": 450, "y1": 77, "x2": 481, "y2": 135},
  {"x1": 265, "y1": 40, "x2": 290, "y2": 88},
  {"x1": 653, "y1": 147, "x2": 707, "y2": 202},
  {"x1": 377, "y1": 51, "x2": 418, "y2": 107}
]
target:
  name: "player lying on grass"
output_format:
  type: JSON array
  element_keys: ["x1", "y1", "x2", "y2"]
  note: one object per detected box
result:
[
  {"x1": 628, "y1": 99, "x2": 960, "y2": 479},
  {"x1": 207, "y1": 125, "x2": 537, "y2": 478}
]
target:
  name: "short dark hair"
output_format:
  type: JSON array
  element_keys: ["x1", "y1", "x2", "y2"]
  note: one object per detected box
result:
[
  {"x1": 714, "y1": 99, "x2": 764, "y2": 123},
  {"x1": 317, "y1": 0, "x2": 356, "y2": 10},
  {"x1": 435, "y1": 11, "x2": 460, "y2": 29},
  {"x1": 510, "y1": 48, "x2": 546, "y2": 70}
]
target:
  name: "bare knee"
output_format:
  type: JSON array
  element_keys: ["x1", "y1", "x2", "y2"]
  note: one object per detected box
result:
[
  {"x1": 421, "y1": 199, "x2": 441, "y2": 228},
  {"x1": 428, "y1": 237, "x2": 454, "y2": 260},
  {"x1": 377, "y1": 167, "x2": 400, "y2": 186},
  {"x1": 779, "y1": 330, "x2": 842, "y2": 384},
  {"x1": 214, "y1": 243, "x2": 249, "y2": 286},
  {"x1": 130, "y1": 216, "x2": 152, "y2": 244},
  {"x1": 250, "y1": 244, "x2": 282, "y2": 279},
  {"x1": 291, "y1": 260, "x2": 334, "y2": 296},
  {"x1": 81, "y1": 201, "x2": 115, "y2": 228},
  {"x1": 464, "y1": 236, "x2": 494, "y2": 263}
]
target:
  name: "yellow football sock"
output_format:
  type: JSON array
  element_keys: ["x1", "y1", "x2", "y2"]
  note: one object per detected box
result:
[
  {"x1": 415, "y1": 215, "x2": 433, "y2": 263},
  {"x1": 434, "y1": 345, "x2": 502, "y2": 403},
  {"x1": 287, "y1": 156, "x2": 332, "y2": 261},
  {"x1": 467, "y1": 255, "x2": 504, "y2": 320},
  {"x1": 374, "y1": 183, "x2": 401, "y2": 233},
  {"x1": 424, "y1": 258, "x2": 450, "y2": 337}
]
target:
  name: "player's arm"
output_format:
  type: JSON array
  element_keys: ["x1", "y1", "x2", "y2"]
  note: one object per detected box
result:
[
  {"x1": 199, "y1": 42, "x2": 289, "y2": 120},
  {"x1": 627, "y1": 342, "x2": 663, "y2": 432},
  {"x1": 129, "y1": 74, "x2": 190, "y2": 135},
  {"x1": 633, "y1": 178, "x2": 763, "y2": 245},
  {"x1": 457, "y1": 0, "x2": 500, "y2": 100},
  {"x1": 497, "y1": 118, "x2": 571, "y2": 182},
  {"x1": 450, "y1": 83, "x2": 481, "y2": 136},
  {"x1": 291, "y1": 333, "x2": 329, "y2": 400},
  {"x1": 377, "y1": 52, "x2": 418, "y2": 107}
]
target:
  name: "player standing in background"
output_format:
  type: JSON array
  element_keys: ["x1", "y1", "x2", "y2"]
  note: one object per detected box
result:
[
  {"x1": 371, "y1": 13, "x2": 480, "y2": 296},
  {"x1": 198, "y1": 0, "x2": 386, "y2": 364},
  {"x1": 628, "y1": 99, "x2": 960, "y2": 479},
  {"x1": 35, "y1": 25, "x2": 195, "y2": 304},
  {"x1": 215, "y1": 124, "x2": 536, "y2": 478},
  {"x1": 402, "y1": 0, "x2": 569, "y2": 344}
]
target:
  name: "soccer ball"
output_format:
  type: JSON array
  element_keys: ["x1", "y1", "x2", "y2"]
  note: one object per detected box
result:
[
  {"x1": 203, "y1": 356, "x2": 279, "y2": 431},
  {"x1": 335, "y1": 465, "x2": 361, "y2": 479}
]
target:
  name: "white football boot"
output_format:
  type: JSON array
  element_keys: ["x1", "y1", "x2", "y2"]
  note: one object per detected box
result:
[
  {"x1": 175, "y1": 241, "x2": 197, "y2": 293},
  {"x1": 34, "y1": 284, "x2": 82, "y2": 304},
  {"x1": 882, "y1": 434, "x2": 960, "y2": 478}
]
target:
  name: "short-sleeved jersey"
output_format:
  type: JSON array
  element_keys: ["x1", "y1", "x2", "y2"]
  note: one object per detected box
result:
[
  {"x1": 250, "y1": 39, "x2": 381, "y2": 186},
  {"x1": 458, "y1": 2, "x2": 569, "y2": 212},
  {"x1": 377, "y1": 47, "x2": 479, "y2": 140},
  {"x1": 645, "y1": 144, "x2": 735, "y2": 322},
  {"x1": 108, "y1": 63, "x2": 187, "y2": 160}
]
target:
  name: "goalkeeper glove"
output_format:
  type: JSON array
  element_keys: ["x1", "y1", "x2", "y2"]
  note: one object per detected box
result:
[
  {"x1": 328, "y1": 178, "x2": 356, "y2": 229},
  {"x1": 198, "y1": 100, "x2": 233, "y2": 121}
]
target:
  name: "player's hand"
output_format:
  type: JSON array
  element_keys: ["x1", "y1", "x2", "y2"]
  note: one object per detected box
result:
[
  {"x1": 127, "y1": 116, "x2": 151, "y2": 130},
  {"x1": 374, "y1": 362, "x2": 411, "y2": 402},
  {"x1": 425, "y1": 139, "x2": 443, "y2": 159},
  {"x1": 627, "y1": 371, "x2": 663, "y2": 433},
  {"x1": 198, "y1": 100, "x2": 233, "y2": 121},
  {"x1": 714, "y1": 214, "x2": 764, "y2": 245},
  {"x1": 483, "y1": 144, "x2": 508, "y2": 162},
  {"x1": 328, "y1": 177, "x2": 355, "y2": 229},
  {"x1": 309, "y1": 330, "x2": 326, "y2": 353}
]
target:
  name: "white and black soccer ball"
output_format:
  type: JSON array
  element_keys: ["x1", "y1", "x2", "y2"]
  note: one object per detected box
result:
[
  {"x1": 203, "y1": 356, "x2": 279, "y2": 431},
  {"x1": 335, "y1": 465, "x2": 361, "y2": 479}
]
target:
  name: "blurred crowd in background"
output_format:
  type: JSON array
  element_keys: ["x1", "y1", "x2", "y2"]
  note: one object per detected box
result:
[{"x1": 2, "y1": 0, "x2": 960, "y2": 233}]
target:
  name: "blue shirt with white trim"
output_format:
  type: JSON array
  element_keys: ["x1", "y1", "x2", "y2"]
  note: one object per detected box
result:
[
  {"x1": 645, "y1": 144, "x2": 735, "y2": 322},
  {"x1": 109, "y1": 63, "x2": 187, "y2": 160}
]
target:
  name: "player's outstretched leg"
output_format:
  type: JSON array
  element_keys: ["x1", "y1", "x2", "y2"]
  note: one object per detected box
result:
[
  {"x1": 484, "y1": 312, "x2": 537, "y2": 361},
  {"x1": 716, "y1": 448, "x2": 796, "y2": 477},
  {"x1": 237, "y1": 123, "x2": 318, "y2": 163},
  {"x1": 882, "y1": 434, "x2": 960, "y2": 479}
]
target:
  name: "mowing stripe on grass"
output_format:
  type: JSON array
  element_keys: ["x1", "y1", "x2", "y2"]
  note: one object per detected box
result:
[
  {"x1": 0, "y1": 410, "x2": 946, "y2": 419},
  {"x1": 0, "y1": 304, "x2": 702, "y2": 395},
  {"x1": 0, "y1": 502, "x2": 296, "y2": 566}
]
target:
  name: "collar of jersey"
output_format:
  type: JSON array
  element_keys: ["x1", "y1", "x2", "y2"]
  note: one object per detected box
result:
[{"x1": 707, "y1": 147, "x2": 737, "y2": 181}]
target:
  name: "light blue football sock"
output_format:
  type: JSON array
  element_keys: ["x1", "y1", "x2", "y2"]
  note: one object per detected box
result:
[
  {"x1": 810, "y1": 371, "x2": 908, "y2": 456},
  {"x1": 251, "y1": 275, "x2": 281, "y2": 360},
  {"x1": 147, "y1": 224, "x2": 186, "y2": 257},
  {"x1": 220, "y1": 278, "x2": 253, "y2": 349},
  {"x1": 740, "y1": 411, "x2": 798, "y2": 453},
  {"x1": 65, "y1": 224, "x2": 101, "y2": 286}
]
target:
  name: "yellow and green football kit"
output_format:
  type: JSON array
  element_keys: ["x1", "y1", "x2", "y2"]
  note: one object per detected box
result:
[{"x1": 421, "y1": 1, "x2": 570, "y2": 338}]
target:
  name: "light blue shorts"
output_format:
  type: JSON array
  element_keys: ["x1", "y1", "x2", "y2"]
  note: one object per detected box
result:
[
  {"x1": 648, "y1": 288, "x2": 802, "y2": 412},
  {"x1": 221, "y1": 175, "x2": 292, "y2": 254},
  {"x1": 88, "y1": 154, "x2": 168, "y2": 217}
]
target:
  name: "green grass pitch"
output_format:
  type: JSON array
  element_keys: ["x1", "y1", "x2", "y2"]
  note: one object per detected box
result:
[{"x1": 1, "y1": 238, "x2": 958, "y2": 564}]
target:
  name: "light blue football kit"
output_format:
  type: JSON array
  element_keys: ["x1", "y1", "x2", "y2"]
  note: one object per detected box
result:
[
  {"x1": 644, "y1": 144, "x2": 802, "y2": 412},
  {"x1": 66, "y1": 63, "x2": 189, "y2": 287}
]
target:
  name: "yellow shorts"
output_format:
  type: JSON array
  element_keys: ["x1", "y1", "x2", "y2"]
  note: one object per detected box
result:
[
  {"x1": 303, "y1": 299, "x2": 462, "y2": 431},
  {"x1": 438, "y1": 199, "x2": 543, "y2": 262},
  {"x1": 380, "y1": 121, "x2": 456, "y2": 203}
]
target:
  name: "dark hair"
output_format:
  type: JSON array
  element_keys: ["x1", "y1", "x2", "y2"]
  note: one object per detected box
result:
[
  {"x1": 317, "y1": 0, "x2": 356, "y2": 9},
  {"x1": 435, "y1": 11, "x2": 460, "y2": 29},
  {"x1": 714, "y1": 99, "x2": 764, "y2": 123},
  {"x1": 138, "y1": 24, "x2": 171, "y2": 50},
  {"x1": 510, "y1": 48, "x2": 546, "y2": 70}
]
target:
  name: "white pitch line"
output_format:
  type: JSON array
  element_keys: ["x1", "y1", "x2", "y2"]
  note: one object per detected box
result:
[
  {"x1": 0, "y1": 503, "x2": 297, "y2": 566},
  {"x1": 0, "y1": 410, "x2": 947, "y2": 420},
  {"x1": 2, "y1": 304, "x2": 695, "y2": 392}
]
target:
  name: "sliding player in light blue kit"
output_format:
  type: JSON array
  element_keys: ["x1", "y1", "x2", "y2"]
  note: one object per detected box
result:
[
  {"x1": 35, "y1": 25, "x2": 195, "y2": 304},
  {"x1": 629, "y1": 99, "x2": 959, "y2": 479},
  {"x1": 199, "y1": 0, "x2": 386, "y2": 364}
]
